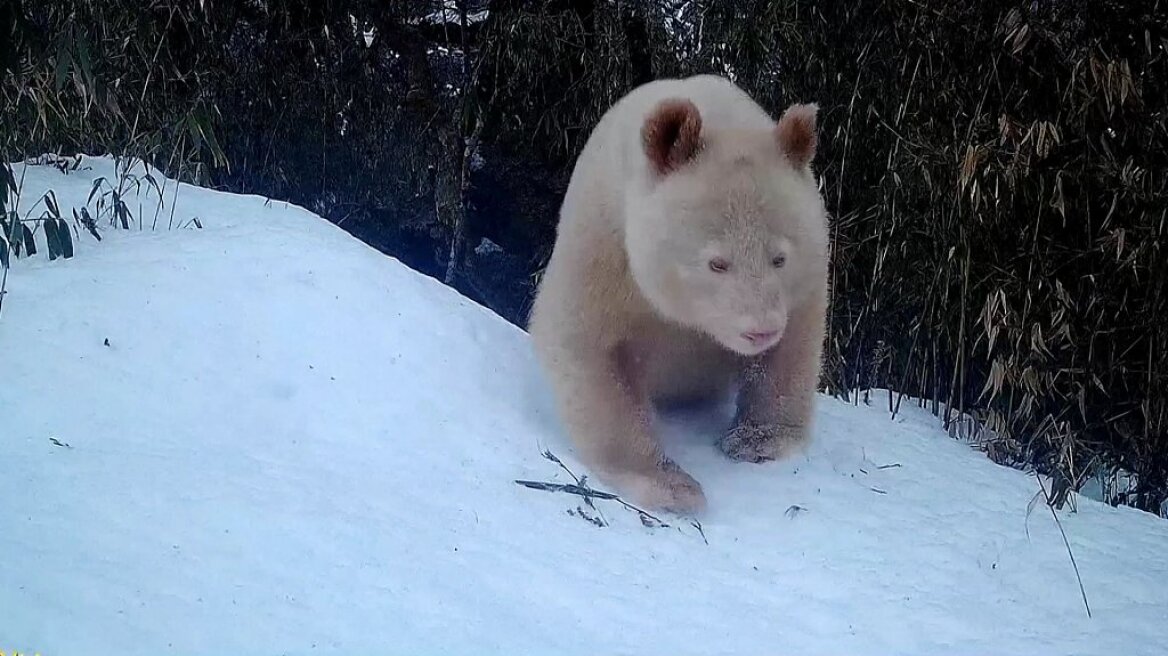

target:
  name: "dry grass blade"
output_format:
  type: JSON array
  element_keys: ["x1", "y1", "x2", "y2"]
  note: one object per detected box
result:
[{"x1": 1034, "y1": 473, "x2": 1093, "y2": 618}]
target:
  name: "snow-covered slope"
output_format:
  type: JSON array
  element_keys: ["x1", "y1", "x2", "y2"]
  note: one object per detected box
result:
[{"x1": 2, "y1": 157, "x2": 1166, "y2": 655}]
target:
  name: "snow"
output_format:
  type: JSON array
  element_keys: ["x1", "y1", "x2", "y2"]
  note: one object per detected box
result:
[
  {"x1": 347, "y1": 13, "x2": 376, "y2": 48},
  {"x1": 412, "y1": 2, "x2": 489, "y2": 26},
  {"x1": 2, "y1": 156, "x2": 1167, "y2": 655}
]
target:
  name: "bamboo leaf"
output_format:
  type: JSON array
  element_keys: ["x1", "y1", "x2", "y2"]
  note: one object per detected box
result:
[
  {"x1": 0, "y1": 167, "x2": 9, "y2": 212},
  {"x1": 143, "y1": 172, "x2": 162, "y2": 199},
  {"x1": 0, "y1": 163, "x2": 13, "y2": 197},
  {"x1": 115, "y1": 199, "x2": 130, "y2": 229},
  {"x1": 79, "y1": 207, "x2": 101, "y2": 241},
  {"x1": 54, "y1": 44, "x2": 72, "y2": 92},
  {"x1": 77, "y1": 29, "x2": 95, "y2": 95},
  {"x1": 202, "y1": 120, "x2": 228, "y2": 169},
  {"x1": 9, "y1": 222, "x2": 20, "y2": 257},
  {"x1": 44, "y1": 190, "x2": 62, "y2": 220},
  {"x1": 21, "y1": 223, "x2": 37, "y2": 256},
  {"x1": 88, "y1": 177, "x2": 106, "y2": 205},
  {"x1": 45, "y1": 216, "x2": 62, "y2": 261},
  {"x1": 58, "y1": 218, "x2": 74, "y2": 258},
  {"x1": 186, "y1": 113, "x2": 204, "y2": 151}
]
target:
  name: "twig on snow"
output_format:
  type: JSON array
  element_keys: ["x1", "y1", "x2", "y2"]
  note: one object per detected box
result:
[
  {"x1": 515, "y1": 479, "x2": 618, "y2": 500},
  {"x1": 517, "y1": 448, "x2": 688, "y2": 534},
  {"x1": 538, "y1": 448, "x2": 607, "y2": 524},
  {"x1": 1028, "y1": 472, "x2": 1092, "y2": 618},
  {"x1": 690, "y1": 520, "x2": 708, "y2": 545}
]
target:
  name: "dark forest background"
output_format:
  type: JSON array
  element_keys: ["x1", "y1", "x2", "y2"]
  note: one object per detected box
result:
[{"x1": 2, "y1": 0, "x2": 1166, "y2": 515}]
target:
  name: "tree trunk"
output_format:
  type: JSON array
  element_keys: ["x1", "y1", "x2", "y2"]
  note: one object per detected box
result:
[{"x1": 444, "y1": 0, "x2": 479, "y2": 285}]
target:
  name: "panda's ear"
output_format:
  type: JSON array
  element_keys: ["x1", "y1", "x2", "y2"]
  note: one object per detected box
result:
[
  {"x1": 642, "y1": 98, "x2": 703, "y2": 176},
  {"x1": 775, "y1": 103, "x2": 818, "y2": 169}
]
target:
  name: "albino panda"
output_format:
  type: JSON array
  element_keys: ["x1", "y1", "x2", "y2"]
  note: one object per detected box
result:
[{"x1": 528, "y1": 74, "x2": 830, "y2": 514}]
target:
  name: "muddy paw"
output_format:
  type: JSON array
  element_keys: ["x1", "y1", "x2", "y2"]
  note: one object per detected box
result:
[
  {"x1": 719, "y1": 421, "x2": 807, "y2": 463},
  {"x1": 610, "y1": 460, "x2": 707, "y2": 515}
]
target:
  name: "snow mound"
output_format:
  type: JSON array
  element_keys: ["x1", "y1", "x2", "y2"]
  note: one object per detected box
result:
[{"x1": 2, "y1": 156, "x2": 1166, "y2": 655}]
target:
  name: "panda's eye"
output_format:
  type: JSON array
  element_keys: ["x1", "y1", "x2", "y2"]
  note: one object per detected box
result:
[
  {"x1": 708, "y1": 257, "x2": 730, "y2": 273},
  {"x1": 772, "y1": 254, "x2": 787, "y2": 268}
]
